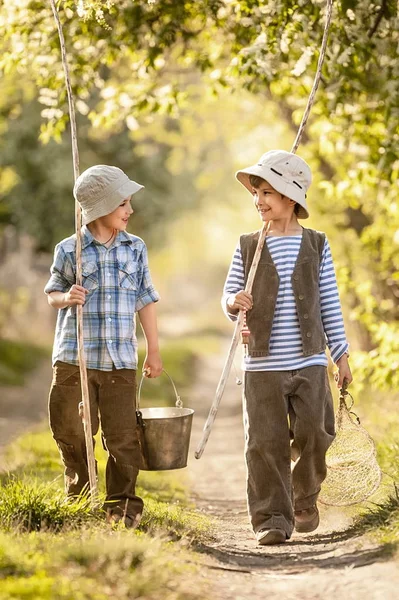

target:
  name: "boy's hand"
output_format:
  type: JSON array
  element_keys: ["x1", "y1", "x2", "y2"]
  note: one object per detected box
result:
[
  {"x1": 143, "y1": 350, "x2": 163, "y2": 378},
  {"x1": 227, "y1": 291, "x2": 253, "y2": 312},
  {"x1": 64, "y1": 285, "x2": 88, "y2": 306},
  {"x1": 335, "y1": 353, "x2": 353, "y2": 389}
]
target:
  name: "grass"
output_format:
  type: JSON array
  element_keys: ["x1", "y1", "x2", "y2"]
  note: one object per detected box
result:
[
  {"x1": 0, "y1": 338, "x2": 50, "y2": 385},
  {"x1": 340, "y1": 387, "x2": 399, "y2": 551},
  {"x1": 354, "y1": 486, "x2": 399, "y2": 546},
  {"x1": 350, "y1": 438, "x2": 399, "y2": 548},
  {"x1": 0, "y1": 334, "x2": 215, "y2": 539},
  {"x1": 0, "y1": 336, "x2": 219, "y2": 598},
  {"x1": 0, "y1": 428, "x2": 212, "y2": 540},
  {"x1": 0, "y1": 479, "x2": 97, "y2": 533},
  {"x1": 0, "y1": 530, "x2": 204, "y2": 600},
  {"x1": 0, "y1": 434, "x2": 212, "y2": 599}
]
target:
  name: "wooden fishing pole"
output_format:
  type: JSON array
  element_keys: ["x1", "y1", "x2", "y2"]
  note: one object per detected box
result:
[
  {"x1": 195, "y1": 0, "x2": 334, "y2": 459},
  {"x1": 49, "y1": 0, "x2": 98, "y2": 502}
]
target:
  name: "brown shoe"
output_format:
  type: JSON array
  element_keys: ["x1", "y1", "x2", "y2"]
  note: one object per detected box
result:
[
  {"x1": 256, "y1": 528, "x2": 286, "y2": 546},
  {"x1": 106, "y1": 510, "x2": 142, "y2": 529},
  {"x1": 294, "y1": 505, "x2": 319, "y2": 533}
]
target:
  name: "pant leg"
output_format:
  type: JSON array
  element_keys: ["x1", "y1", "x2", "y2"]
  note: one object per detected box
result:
[
  {"x1": 48, "y1": 361, "x2": 100, "y2": 497},
  {"x1": 290, "y1": 366, "x2": 335, "y2": 510},
  {"x1": 243, "y1": 371, "x2": 293, "y2": 537},
  {"x1": 98, "y1": 368, "x2": 143, "y2": 519}
]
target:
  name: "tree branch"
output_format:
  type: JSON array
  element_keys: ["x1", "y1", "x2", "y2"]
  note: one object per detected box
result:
[{"x1": 368, "y1": 0, "x2": 388, "y2": 38}]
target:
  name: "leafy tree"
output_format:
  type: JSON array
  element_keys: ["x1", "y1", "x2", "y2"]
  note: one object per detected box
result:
[{"x1": 0, "y1": 0, "x2": 398, "y2": 389}]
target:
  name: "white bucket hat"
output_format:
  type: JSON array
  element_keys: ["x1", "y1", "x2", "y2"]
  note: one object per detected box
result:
[
  {"x1": 236, "y1": 150, "x2": 312, "y2": 219},
  {"x1": 73, "y1": 165, "x2": 144, "y2": 226}
]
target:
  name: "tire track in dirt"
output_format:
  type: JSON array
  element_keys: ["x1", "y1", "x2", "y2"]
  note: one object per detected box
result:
[{"x1": 188, "y1": 348, "x2": 399, "y2": 600}]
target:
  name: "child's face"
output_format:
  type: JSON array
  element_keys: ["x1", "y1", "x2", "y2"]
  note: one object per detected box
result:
[
  {"x1": 99, "y1": 196, "x2": 134, "y2": 231},
  {"x1": 252, "y1": 181, "x2": 295, "y2": 222}
]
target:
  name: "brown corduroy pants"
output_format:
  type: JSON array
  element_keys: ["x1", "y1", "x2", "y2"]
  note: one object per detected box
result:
[
  {"x1": 243, "y1": 366, "x2": 335, "y2": 538},
  {"x1": 48, "y1": 361, "x2": 143, "y2": 519}
]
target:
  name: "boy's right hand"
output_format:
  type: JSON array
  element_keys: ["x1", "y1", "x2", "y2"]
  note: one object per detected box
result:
[
  {"x1": 64, "y1": 285, "x2": 88, "y2": 306},
  {"x1": 227, "y1": 291, "x2": 253, "y2": 312}
]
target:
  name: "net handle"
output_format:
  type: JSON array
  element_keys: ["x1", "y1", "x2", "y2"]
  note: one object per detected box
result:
[{"x1": 338, "y1": 382, "x2": 361, "y2": 425}]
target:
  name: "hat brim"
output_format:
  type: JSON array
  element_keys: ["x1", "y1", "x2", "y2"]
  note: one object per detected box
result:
[
  {"x1": 236, "y1": 166, "x2": 309, "y2": 219},
  {"x1": 82, "y1": 180, "x2": 144, "y2": 226}
]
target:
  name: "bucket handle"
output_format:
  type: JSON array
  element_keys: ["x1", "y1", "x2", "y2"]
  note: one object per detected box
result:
[{"x1": 137, "y1": 369, "x2": 183, "y2": 410}]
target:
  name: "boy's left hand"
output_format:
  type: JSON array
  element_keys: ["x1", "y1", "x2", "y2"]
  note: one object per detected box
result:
[
  {"x1": 335, "y1": 353, "x2": 353, "y2": 389},
  {"x1": 143, "y1": 350, "x2": 163, "y2": 378}
]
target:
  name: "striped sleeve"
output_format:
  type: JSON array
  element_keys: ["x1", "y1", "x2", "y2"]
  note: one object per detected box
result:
[
  {"x1": 319, "y1": 238, "x2": 349, "y2": 363},
  {"x1": 221, "y1": 243, "x2": 245, "y2": 322}
]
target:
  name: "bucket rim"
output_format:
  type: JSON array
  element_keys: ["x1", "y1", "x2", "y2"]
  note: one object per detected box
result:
[{"x1": 139, "y1": 407, "x2": 194, "y2": 419}]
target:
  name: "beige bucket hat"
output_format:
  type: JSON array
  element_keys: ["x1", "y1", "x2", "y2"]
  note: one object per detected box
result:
[
  {"x1": 236, "y1": 150, "x2": 312, "y2": 219},
  {"x1": 73, "y1": 165, "x2": 144, "y2": 226}
]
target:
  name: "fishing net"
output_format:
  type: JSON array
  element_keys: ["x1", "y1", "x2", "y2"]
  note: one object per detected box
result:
[{"x1": 319, "y1": 386, "x2": 382, "y2": 506}]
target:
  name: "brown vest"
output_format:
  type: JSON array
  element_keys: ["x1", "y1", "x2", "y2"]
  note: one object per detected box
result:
[{"x1": 240, "y1": 228, "x2": 326, "y2": 357}]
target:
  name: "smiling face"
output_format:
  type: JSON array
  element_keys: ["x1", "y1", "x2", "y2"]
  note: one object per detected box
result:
[
  {"x1": 97, "y1": 196, "x2": 134, "y2": 231},
  {"x1": 251, "y1": 180, "x2": 296, "y2": 222}
]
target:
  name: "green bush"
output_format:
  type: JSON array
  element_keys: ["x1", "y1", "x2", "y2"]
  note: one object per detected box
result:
[{"x1": 0, "y1": 339, "x2": 49, "y2": 385}]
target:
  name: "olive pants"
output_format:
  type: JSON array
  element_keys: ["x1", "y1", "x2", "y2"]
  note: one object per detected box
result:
[
  {"x1": 48, "y1": 361, "x2": 143, "y2": 519},
  {"x1": 243, "y1": 366, "x2": 335, "y2": 538}
]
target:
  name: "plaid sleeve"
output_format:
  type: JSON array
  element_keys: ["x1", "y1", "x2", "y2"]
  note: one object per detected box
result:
[
  {"x1": 44, "y1": 243, "x2": 75, "y2": 294},
  {"x1": 135, "y1": 242, "x2": 160, "y2": 312}
]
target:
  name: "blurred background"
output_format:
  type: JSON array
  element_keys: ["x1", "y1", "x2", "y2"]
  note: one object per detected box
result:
[{"x1": 0, "y1": 1, "x2": 398, "y2": 449}]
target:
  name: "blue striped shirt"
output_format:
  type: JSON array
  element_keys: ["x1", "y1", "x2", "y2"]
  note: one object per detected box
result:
[
  {"x1": 222, "y1": 234, "x2": 349, "y2": 371},
  {"x1": 44, "y1": 226, "x2": 159, "y2": 371}
]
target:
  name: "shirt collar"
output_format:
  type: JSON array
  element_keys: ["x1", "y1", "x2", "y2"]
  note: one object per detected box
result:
[{"x1": 81, "y1": 226, "x2": 132, "y2": 250}]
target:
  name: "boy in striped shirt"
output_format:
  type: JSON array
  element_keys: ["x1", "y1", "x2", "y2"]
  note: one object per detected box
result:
[
  {"x1": 45, "y1": 165, "x2": 162, "y2": 528},
  {"x1": 222, "y1": 150, "x2": 352, "y2": 545}
]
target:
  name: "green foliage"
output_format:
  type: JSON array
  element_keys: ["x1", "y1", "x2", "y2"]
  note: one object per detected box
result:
[
  {"x1": 0, "y1": 339, "x2": 49, "y2": 385},
  {"x1": 0, "y1": 95, "x2": 199, "y2": 252},
  {"x1": 0, "y1": 0, "x2": 398, "y2": 391}
]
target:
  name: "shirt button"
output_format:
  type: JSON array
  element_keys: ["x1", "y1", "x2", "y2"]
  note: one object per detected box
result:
[
  {"x1": 299, "y1": 294, "x2": 304, "y2": 300},
  {"x1": 306, "y1": 332, "x2": 312, "y2": 338},
  {"x1": 109, "y1": 340, "x2": 113, "y2": 344},
  {"x1": 108, "y1": 317, "x2": 112, "y2": 322},
  {"x1": 107, "y1": 295, "x2": 111, "y2": 299},
  {"x1": 111, "y1": 379, "x2": 115, "y2": 384},
  {"x1": 293, "y1": 275, "x2": 299, "y2": 281},
  {"x1": 304, "y1": 314, "x2": 309, "y2": 319}
]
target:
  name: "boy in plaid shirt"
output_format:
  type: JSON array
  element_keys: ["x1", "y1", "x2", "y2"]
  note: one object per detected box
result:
[{"x1": 44, "y1": 165, "x2": 162, "y2": 528}]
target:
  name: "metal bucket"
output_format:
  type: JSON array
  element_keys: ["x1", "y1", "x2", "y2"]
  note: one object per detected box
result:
[{"x1": 136, "y1": 370, "x2": 194, "y2": 471}]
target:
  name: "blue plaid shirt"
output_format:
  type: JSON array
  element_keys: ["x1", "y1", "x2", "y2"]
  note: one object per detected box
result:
[{"x1": 44, "y1": 226, "x2": 160, "y2": 371}]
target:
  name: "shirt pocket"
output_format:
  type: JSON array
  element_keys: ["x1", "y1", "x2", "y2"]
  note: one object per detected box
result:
[
  {"x1": 118, "y1": 260, "x2": 138, "y2": 291},
  {"x1": 82, "y1": 261, "x2": 99, "y2": 292}
]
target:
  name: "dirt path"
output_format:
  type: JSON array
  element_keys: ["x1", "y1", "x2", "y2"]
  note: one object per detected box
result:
[
  {"x1": 1, "y1": 351, "x2": 398, "y2": 599},
  {"x1": 188, "y1": 349, "x2": 399, "y2": 600}
]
